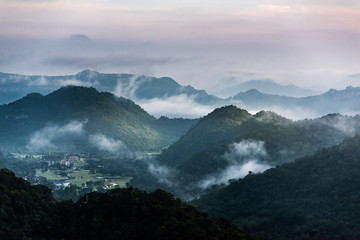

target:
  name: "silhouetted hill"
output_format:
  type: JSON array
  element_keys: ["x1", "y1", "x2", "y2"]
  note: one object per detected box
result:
[
  {"x1": 192, "y1": 135, "x2": 360, "y2": 240},
  {"x1": 0, "y1": 169, "x2": 253, "y2": 240}
]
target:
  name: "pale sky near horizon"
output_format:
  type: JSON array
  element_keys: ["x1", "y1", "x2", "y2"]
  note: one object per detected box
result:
[{"x1": 0, "y1": 0, "x2": 359, "y2": 93}]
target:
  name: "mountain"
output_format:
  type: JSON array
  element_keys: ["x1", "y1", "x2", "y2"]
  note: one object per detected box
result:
[
  {"x1": 0, "y1": 168, "x2": 253, "y2": 240},
  {"x1": 2, "y1": 71, "x2": 360, "y2": 119},
  {"x1": 215, "y1": 79, "x2": 317, "y2": 98},
  {"x1": 158, "y1": 106, "x2": 252, "y2": 167},
  {"x1": 156, "y1": 106, "x2": 360, "y2": 198},
  {"x1": 230, "y1": 86, "x2": 360, "y2": 118},
  {"x1": 0, "y1": 70, "x2": 222, "y2": 105},
  {"x1": 0, "y1": 86, "x2": 197, "y2": 152},
  {"x1": 192, "y1": 135, "x2": 360, "y2": 240}
]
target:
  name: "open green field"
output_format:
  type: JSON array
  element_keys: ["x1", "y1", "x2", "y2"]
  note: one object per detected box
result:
[
  {"x1": 67, "y1": 170, "x2": 103, "y2": 186},
  {"x1": 73, "y1": 161, "x2": 86, "y2": 168},
  {"x1": 36, "y1": 169, "x2": 132, "y2": 189},
  {"x1": 35, "y1": 169, "x2": 68, "y2": 180},
  {"x1": 107, "y1": 177, "x2": 132, "y2": 188}
]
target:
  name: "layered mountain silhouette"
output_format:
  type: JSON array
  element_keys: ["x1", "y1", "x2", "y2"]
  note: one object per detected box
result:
[
  {"x1": 0, "y1": 70, "x2": 221, "y2": 105},
  {"x1": 1, "y1": 70, "x2": 360, "y2": 119}
]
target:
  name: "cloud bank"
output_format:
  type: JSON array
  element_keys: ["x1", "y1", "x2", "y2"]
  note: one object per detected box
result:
[
  {"x1": 27, "y1": 121, "x2": 85, "y2": 152},
  {"x1": 198, "y1": 140, "x2": 272, "y2": 189},
  {"x1": 1, "y1": 0, "x2": 359, "y2": 93},
  {"x1": 137, "y1": 94, "x2": 214, "y2": 118},
  {"x1": 88, "y1": 134, "x2": 127, "y2": 153},
  {"x1": 147, "y1": 162, "x2": 177, "y2": 187}
]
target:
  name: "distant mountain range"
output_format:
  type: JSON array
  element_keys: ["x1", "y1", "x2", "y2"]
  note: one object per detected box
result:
[
  {"x1": 0, "y1": 70, "x2": 221, "y2": 105},
  {"x1": 214, "y1": 79, "x2": 318, "y2": 98},
  {"x1": 0, "y1": 86, "x2": 197, "y2": 152},
  {"x1": 229, "y1": 86, "x2": 360, "y2": 118},
  {"x1": 192, "y1": 135, "x2": 360, "y2": 240},
  {"x1": 1, "y1": 70, "x2": 359, "y2": 119}
]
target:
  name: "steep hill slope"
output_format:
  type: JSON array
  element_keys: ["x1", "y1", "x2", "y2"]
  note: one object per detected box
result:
[
  {"x1": 192, "y1": 135, "x2": 360, "y2": 240},
  {"x1": 158, "y1": 106, "x2": 252, "y2": 166},
  {"x1": 156, "y1": 106, "x2": 360, "y2": 198},
  {"x1": 159, "y1": 106, "x2": 360, "y2": 168},
  {"x1": 0, "y1": 86, "x2": 197, "y2": 152}
]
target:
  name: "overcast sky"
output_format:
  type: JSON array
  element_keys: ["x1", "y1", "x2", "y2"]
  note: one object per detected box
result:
[{"x1": 0, "y1": 0, "x2": 359, "y2": 92}]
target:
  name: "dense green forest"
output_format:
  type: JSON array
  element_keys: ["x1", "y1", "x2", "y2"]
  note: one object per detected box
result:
[
  {"x1": 192, "y1": 135, "x2": 360, "y2": 240},
  {"x1": 0, "y1": 86, "x2": 197, "y2": 152},
  {"x1": 156, "y1": 106, "x2": 360, "y2": 197},
  {"x1": 0, "y1": 168, "x2": 253, "y2": 240}
]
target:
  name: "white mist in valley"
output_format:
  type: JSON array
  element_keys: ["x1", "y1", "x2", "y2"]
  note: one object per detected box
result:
[
  {"x1": 137, "y1": 94, "x2": 214, "y2": 118},
  {"x1": 26, "y1": 120, "x2": 85, "y2": 152},
  {"x1": 147, "y1": 162, "x2": 177, "y2": 187},
  {"x1": 88, "y1": 134, "x2": 127, "y2": 153},
  {"x1": 199, "y1": 140, "x2": 273, "y2": 189}
]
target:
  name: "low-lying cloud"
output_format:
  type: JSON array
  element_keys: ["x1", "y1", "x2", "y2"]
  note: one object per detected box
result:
[
  {"x1": 27, "y1": 120, "x2": 85, "y2": 152},
  {"x1": 88, "y1": 134, "x2": 127, "y2": 153},
  {"x1": 114, "y1": 75, "x2": 143, "y2": 99},
  {"x1": 137, "y1": 94, "x2": 214, "y2": 118},
  {"x1": 198, "y1": 139, "x2": 272, "y2": 189},
  {"x1": 147, "y1": 162, "x2": 177, "y2": 187}
]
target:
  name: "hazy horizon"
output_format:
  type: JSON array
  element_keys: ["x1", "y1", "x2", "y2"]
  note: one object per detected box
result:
[{"x1": 0, "y1": 0, "x2": 359, "y2": 94}]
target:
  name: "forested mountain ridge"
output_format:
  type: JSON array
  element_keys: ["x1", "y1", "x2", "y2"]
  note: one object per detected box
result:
[
  {"x1": 2, "y1": 70, "x2": 360, "y2": 119},
  {"x1": 0, "y1": 86, "x2": 197, "y2": 152},
  {"x1": 0, "y1": 168, "x2": 253, "y2": 240},
  {"x1": 0, "y1": 70, "x2": 222, "y2": 105},
  {"x1": 192, "y1": 135, "x2": 360, "y2": 240},
  {"x1": 156, "y1": 106, "x2": 360, "y2": 198},
  {"x1": 158, "y1": 106, "x2": 252, "y2": 167}
]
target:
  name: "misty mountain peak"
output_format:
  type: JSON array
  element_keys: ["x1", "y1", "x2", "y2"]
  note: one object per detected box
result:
[
  {"x1": 76, "y1": 69, "x2": 100, "y2": 79},
  {"x1": 24, "y1": 92, "x2": 44, "y2": 100},
  {"x1": 204, "y1": 105, "x2": 251, "y2": 121},
  {"x1": 254, "y1": 110, "x2": 291, "y2": 124},
  {"x1": 324, "y1": 86, "x2": 360, "y2": 98}
]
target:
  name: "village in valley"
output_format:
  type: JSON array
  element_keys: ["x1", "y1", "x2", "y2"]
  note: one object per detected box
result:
[{"x1": 10, "y1": 152, "x2": 132, "y2": 194}]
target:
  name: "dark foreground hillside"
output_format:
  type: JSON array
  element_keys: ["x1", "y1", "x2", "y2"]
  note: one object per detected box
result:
[
  {"x1": 192, "y1": 135, "x2": 360, "y2": 240},
  {"x1": 0, "y1": 169, "x2": 252, "y2": 240}
]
